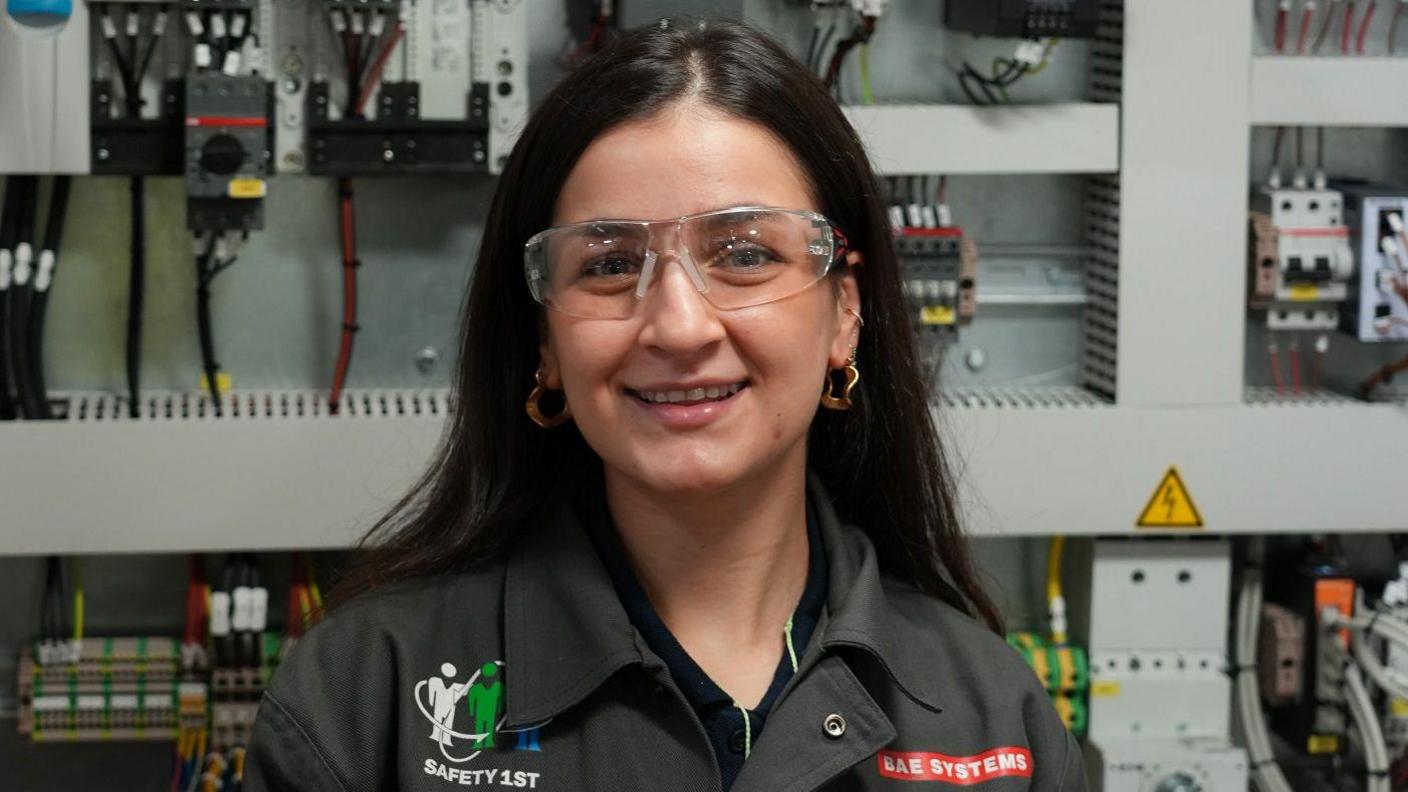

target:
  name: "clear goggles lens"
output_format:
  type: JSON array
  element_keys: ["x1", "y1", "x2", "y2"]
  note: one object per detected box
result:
[{"x1": 523, "y1": 207, "x2": 846, "y2": 319}]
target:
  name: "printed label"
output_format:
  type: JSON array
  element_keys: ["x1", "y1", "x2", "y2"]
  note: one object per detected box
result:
[{"x1": 877, "y1": 747, "x2": 1033, "y2": 784}]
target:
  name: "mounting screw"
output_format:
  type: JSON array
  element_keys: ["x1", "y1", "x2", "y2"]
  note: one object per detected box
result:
[
  {"x1": 383, "y1": 148, "x2": 395, "y2": 162},
  {"x1": 964, "y1": 348, "x2": 987, "y2": 372},
  {"x1": 96, "y1": 148, "x2": 110, "y2": 161},
  {"x1": 415, "y1": 347, "x2": 439, "y2": 375}
]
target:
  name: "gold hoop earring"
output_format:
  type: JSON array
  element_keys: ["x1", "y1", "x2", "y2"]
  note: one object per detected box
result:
[
  {"x1": 525, "y1": 368, "x2": 572, "y2": 428},
  {"x1": 821, "y1": 351, "x2": 860, "y2": 411}
]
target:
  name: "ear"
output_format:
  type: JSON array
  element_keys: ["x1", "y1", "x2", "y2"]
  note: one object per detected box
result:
[
  {"x1": 537, "y1": 314, "x2": 563, "y2": 389},
  {"x1": 828, "y1": 252, "x2": 863, "y2": 369}
]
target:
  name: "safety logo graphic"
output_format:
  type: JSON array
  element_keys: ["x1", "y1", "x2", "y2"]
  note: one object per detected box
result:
[{"x1": 413, "y1": 660, "x2": 544, "y2": 765}]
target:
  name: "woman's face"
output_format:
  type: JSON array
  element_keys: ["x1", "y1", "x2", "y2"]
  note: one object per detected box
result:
[{"x1": 539, "y1": 104, "x2": 862, "y2": 497}]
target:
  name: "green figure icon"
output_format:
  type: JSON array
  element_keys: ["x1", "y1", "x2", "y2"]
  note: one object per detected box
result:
[{"x1": 465, "y1": 662, "x2": 503, "y2": 749}]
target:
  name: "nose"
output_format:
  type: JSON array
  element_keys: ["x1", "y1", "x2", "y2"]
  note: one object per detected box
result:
[{"x1": 635, "y1": 251, "x2": 727, "y2": 359}]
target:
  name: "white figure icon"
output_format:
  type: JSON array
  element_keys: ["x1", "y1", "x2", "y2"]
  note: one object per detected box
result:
[{"x1": 427, "y1": 662, "x2": 471, "y2": 745}]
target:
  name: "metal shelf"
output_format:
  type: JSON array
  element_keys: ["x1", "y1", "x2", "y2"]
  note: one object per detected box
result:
[
  {"x1": 2, "y1": 387, "x2": 1405, "y2": 554},
  {"x1": 840, "y1": 103, "x2": 1121, "y2": 175},
  {"x1": 1250, "y1": 56, "x2": 1408, "y2": 126}
]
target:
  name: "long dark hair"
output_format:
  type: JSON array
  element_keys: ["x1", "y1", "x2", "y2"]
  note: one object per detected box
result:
[{"x1": 339, "y1": 16, "x2": 1002, "y2": 633}]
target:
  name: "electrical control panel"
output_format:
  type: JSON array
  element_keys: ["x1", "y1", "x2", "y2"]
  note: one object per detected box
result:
[
  {"x1": 942, "y1": 0, "x2": 1099, "y2": 39},
  {"x1": 1337, "y1": 183, "x2": 1408, "y2": 343},
  {"x1": 1248, "y1": 187, "x2": 1354, "y2": 331}
]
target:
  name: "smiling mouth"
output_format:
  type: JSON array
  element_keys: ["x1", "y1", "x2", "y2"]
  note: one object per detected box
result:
[{"x1": 628, "y1": 382, "x2": 748, "y2": 405}]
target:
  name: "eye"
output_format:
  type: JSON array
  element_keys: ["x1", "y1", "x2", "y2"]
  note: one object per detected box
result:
[
  {"x1": 712, "y1": 241, "x2": 778, "y2": 270},
  {"x1": 581, "y1": 254, "x2": 640, "y2": 278}
]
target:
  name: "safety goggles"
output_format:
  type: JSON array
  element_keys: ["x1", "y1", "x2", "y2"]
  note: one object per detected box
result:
[{"x1": 523, "y1": 205, "x2": 852, "y2": 320}]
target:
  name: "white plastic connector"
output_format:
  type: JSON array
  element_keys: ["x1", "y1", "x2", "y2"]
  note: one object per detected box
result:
[
  {"x1": 351, "y1": 10, "x2": 365, "y2": 34},
  {"x1": 250, "y1": 587, "x2": 269, "y2": 632},
  {"x1": 210, "y1": 13, "x2": 226, "y2": 39},
  {"x1": 185, "y1": 11, "x2": 203, "y2": 36},
  {"x1": 34, "y1": 250, "x2": 55, "y2": 292},
  {"x1": 331, "y1": 11, "x2": 347, "y2": 33},
  {"x1": 229, "y1": 12, "x2": 247, "y2": 38},
  {"x1": 1292, "y1": 170, "x2": 1308, "y2": 190},
  {"x1": 1014, "y1": 39, "x2": 1048, "y2": 67},
  {"x1": 905, "y1": 204, "x2": 922, "y2": 228},
  {"x1": 919, "y1": 204, "x2": 937, "y2": 229},
  {"x1": 210, "y1": 590, "x2": 232, "y2": 637},
  {"x1": 152, "y1": 10, "x2": 167, "y2": 36},
  {"x1": 0, "y1": 250, "x2": 12, "y2": 290},
  {"x1": 1313, "y1": 169, "x2": 1327, "y2": 190},
  {"x1": 232, "y1": 585, "x2": 253, "y2": 631},
  {"x1": 937, "y1": 203, "x2": 953, "y2": 228},
  {"x1": 13, "y1": 242, "x2": 32, "y2": 286},
  {"x1": 194, "y1": 43, "x2": 212, "y2": 69},
  {"x1": 101, "y1": 13, "x2": 118, "y2": 39},
  {"x1": 125, "y1": 9, "x2": 139, "y2": 37},
  {"x1": 1314, "y1": 333, "x2": 1329, "y2": 355},
  {"x1": 1269, "y1": 170, "x2": 1283, "y2": 189},
  {"x1": 887, "y1": 206, "x2": 904, "y2": 230},
  {"x1": 1049, "y1": 595, "x2": 1068, "y2": 643},
  {"x1": 1388, "y1": 212, "x2": 1405, "y2": 234},
  {"x1": 369, "y1": 10, "x2": 386, "y2": 36},
  {"x1": 222, "y1": 50, "x2": 241, "y2": 76},
  {"x1": 849, "y1": 0, "x2": 886, "y2": 17}
]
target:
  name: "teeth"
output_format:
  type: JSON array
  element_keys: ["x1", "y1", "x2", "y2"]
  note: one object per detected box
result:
[{"x1": 636, "y1": 382, "x2": 745, "y2": 404}]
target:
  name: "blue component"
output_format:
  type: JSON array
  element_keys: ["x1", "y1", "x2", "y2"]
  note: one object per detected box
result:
[{"x1": 6, "y1": 0, "x2": 72, "y2": 24}]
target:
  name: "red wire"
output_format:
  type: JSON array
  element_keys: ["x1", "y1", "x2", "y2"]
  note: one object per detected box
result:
[
  {"x1": 1289, "y1": 343, "x2": 1303, "y2": 393},
  {"x1": 1269, "y1": 346, "x2": 1287, "y2": 394},
  {"x1": 331, "y1": 178, "x2": 358, "y2": 414},
  {"x1": 1275, "y1": 6, "x2": 1289, "y2": 51},
  {"x1": 1297, "y1": 5, "x2": 1315, "y2": 52},
  {"x1": 1356, "y1": 0, "x2": 1377, "y2": 53},
  {"x1": 1343, "y1": 0, "x2": 1357, "y2": 52},
  {"x1": 354, "y1": 26, "x2": 404, "y2": 116}
]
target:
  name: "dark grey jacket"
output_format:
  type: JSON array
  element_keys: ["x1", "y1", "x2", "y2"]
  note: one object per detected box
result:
[{"x1": 246, "y1": 482, "x2": 1088, "y2": 792}]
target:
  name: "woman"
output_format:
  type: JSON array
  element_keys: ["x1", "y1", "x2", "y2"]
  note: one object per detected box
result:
[{"x1": 246, "y1": 16, "x2": 1086, "y2": 792}]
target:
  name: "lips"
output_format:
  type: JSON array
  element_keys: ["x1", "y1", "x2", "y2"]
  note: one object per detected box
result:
[{"x1": 630, "y1": 381, "x2": 747, "y2": 405}]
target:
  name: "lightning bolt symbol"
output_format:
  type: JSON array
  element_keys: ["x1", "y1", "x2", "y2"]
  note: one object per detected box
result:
[{"x1": 1162, "y1": 483, "x2": 1178, "y2": 520}]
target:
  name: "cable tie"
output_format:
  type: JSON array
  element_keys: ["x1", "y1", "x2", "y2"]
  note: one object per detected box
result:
[
  {"x1": 1251, "y1": 758, "x2": 1279, "y2": 769},
  {"x1": 342, "y1": 322, "x2": 361, "y2": 333}
]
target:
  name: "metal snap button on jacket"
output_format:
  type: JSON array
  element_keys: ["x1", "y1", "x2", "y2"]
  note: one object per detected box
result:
[{"x1": 823, "y1": 713, "x2": 846, "y2": 739}]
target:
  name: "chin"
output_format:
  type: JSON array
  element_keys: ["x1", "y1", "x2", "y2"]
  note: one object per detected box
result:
[{"x1": 618, "y1": 443, "x2": 756, "y2": 497}]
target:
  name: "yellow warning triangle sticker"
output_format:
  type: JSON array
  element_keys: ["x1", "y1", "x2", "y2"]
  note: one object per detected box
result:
[{"x1": 1136, "y1": 467, "x2": 1204, "y2": 529}]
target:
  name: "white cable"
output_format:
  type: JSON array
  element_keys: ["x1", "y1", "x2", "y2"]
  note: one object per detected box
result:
[
  {"x1": 1345, "y1": 664, "x2": 1391, "y2": 792},
  {"x1": 1234, "y1": 564, "x2": 1295, "y2": 792}
]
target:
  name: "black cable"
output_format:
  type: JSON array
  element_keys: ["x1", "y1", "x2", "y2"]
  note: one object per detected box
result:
[
  {"x1": 1312, "y1": 0, "x2": 1338, "y2": 52},
  {"x1": 135, "y1": 9, "x2": 165, "y2": 84},
  {"x1": 0, "y1": 176, "x2": 21, "y2": 421},
  {"x1": 195, "y1": 232, "x2": 233, "y2": 416},
  {"x1": 126, "y1": 177, "x2": 144, "y2": 419},
  {"x1": 28, "y1": 176, "x2": 71, "y2": 421},
  {"x1": 9, "y1": 176, "x2": 39, "y2": 419}
]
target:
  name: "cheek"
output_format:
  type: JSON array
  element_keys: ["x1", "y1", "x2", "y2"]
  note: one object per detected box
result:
[{"x1": 550, "y1": 321, "x2": 631, "y2": 409}]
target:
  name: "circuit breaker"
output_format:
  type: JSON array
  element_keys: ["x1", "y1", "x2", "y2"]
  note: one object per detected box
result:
[
  {"x1": 1248, "y1": 187, "x2": 1355, "y2": 331},
  {"x1": 1337, "y1": 183, "x2": 1408, "y2": 343}
]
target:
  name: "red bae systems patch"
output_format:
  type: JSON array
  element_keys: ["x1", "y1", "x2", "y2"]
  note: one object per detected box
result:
[{"x1": 876, "y1": 747, "x2": 1033, "y2": 784}]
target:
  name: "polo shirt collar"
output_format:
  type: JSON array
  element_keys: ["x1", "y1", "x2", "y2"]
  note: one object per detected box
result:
[{"x1": 500, "y1": 471, "x2": 944, "y2": 729}]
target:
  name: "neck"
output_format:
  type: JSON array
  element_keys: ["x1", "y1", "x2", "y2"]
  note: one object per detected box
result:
[{"x1": 603, "y1": 452, "x2": 811, "y2": 705}]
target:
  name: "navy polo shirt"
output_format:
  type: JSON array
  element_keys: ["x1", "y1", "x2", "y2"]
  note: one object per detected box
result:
[{"x1": 577, "y1": 481, "x2": 828, "y2": 791}]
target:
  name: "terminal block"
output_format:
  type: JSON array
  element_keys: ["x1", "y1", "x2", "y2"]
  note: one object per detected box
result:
[
  {"x1": 17, "y1": 637, "x2": 189, "y2": 741},
  {"x1": 1249, "y1": 187, "x2": 1354, "y2": 331},
  {"x1": 1336, "y1": 184, "x2": 1408, "y2": 343}
]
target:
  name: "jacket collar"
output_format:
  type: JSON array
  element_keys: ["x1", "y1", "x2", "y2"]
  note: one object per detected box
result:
[{"x1": 500, "y1": 472, "x2": 945, "y2": 728}]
